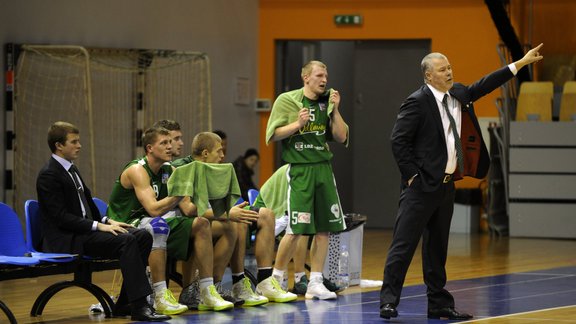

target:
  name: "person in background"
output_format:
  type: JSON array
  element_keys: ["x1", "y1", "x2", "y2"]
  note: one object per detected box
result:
[
  {"x1": 213, "y1": 130, "x2": 228, "y2": 159},
  {"x1": 233, "y1": 148, "x2": 260, "y2": 202}
]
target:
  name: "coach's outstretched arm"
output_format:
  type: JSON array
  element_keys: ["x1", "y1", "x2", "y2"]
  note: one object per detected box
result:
[{"x1": 514, "y1": 43, "x2": 544, "y2": 71}]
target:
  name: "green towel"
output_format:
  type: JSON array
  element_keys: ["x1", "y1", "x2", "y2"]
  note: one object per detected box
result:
[
  {"x1": 258, "y1": 164, "x2": 290, "y2": 219},
  {"x1": 167, "y1": 161, "x2": 240, "y2": 218},
  {"x1": 265, "y1": 87, "x2": 349, "y2": 146}
]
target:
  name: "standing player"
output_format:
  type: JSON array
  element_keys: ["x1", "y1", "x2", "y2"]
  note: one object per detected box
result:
[{"x1": 266, "y1": 60, "x2": 349, "y2": 300}]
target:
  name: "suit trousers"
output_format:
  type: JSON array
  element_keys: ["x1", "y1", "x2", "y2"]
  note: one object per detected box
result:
[
  {"x1": 82, "y1": 227, "x2": 152, "y2": 303},
  {"x1": 380, "y1": 177, "x2": 456, "y2": 310}
]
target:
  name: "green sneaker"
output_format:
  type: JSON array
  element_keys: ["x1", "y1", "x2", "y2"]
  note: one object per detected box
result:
[{"x1": 291, "y1": 274, "x2": 309, "y2": 295}]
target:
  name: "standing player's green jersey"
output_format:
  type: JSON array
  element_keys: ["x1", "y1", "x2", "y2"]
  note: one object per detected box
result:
[{"x1": 281, "y1": 95, "x2": 333, "y2": 164}]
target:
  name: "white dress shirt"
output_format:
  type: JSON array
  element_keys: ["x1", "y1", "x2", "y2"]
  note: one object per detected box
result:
[{"x1": 426, "y1": 63, "x2": 518, "y2": 174}]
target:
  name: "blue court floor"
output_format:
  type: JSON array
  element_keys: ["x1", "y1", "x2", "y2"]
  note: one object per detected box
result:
[{"x1": 162, "y1": 266, "x2": 576, "y2": 324}]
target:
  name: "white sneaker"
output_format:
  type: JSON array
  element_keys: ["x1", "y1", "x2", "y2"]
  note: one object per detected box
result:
[
  {"x1": 232, "y1": 277, "x2": 269, "y2": 306},
  {"x1": 198, "y1": 284, "x2": 234, "y2": 311},
  {"x1": 256, "y1": 276, "x2": 298, "y2": 303},
  {"x1": 305, "y1": 278, "x2": 337, "y2": 300},
  {"x1": 154, "y1": 288, "x2": 188, "y2": 315}
]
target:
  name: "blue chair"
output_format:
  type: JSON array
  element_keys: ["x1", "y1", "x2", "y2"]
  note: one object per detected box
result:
[
  {"x1": 24, "y1": 200, "x2": 116, "y2": 318},
  {"x1": 0, "y1": 203, "x2": 42, "y2": 324},
  {"x1": 92, "y1": 197, "x2": 108, "y2": 216},
  {"x1": 0, "y1": 203, "x2": 42, "y2": 263},
  {"x1": 248, "y1": 189, "x2": 259, "y2": 206},
  {"x1": 23, "y1": 200, "x2": 76, "y2": 262}
]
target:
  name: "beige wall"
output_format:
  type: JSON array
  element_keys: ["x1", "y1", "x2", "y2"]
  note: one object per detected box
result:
[{"x1": 0, "y1": 0, "x2": 260, "y2": 200}]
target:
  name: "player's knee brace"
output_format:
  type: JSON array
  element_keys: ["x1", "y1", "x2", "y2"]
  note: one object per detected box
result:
[{"x1": 142, "y1": 217, "x2": 170, "y2": 250}]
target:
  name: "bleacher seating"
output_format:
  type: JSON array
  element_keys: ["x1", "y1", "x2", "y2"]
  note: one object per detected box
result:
[
  {"x1": 559, "y1": 81, "x2": 576, "y2": 121},
  {"x1": 515, "y1": 81, "x2": 554, "y2": 121}
]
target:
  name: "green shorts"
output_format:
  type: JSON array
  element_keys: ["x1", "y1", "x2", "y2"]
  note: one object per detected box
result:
[
  {"x1": 165, "y1": 215, "x2": 194, "y2": 261},
  {"x1": 286, "y1": 162, "x2": 346, "y2": 235}
]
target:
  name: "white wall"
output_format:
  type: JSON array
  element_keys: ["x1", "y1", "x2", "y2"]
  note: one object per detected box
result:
[{"x1": 0, "y1": 0, "x2": 260, "y2": 200}]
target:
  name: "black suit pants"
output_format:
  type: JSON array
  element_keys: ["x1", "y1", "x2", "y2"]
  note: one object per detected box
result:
[
  {"x1": 380, "y1": 178, "x2": 456, "y2": 310},
  {"x1": 82, "y1": 227, "x2": 152, "y2": 303}
]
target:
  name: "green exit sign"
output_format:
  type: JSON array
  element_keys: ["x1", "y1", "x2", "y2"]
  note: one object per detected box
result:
[{"x1": 334, "y1": 15, "x2": 363, "y2": 26}]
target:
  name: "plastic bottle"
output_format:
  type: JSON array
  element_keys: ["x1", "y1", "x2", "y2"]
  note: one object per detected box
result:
[{"x1": 337, "y1": 244, "x2": 350, "y2": 289}]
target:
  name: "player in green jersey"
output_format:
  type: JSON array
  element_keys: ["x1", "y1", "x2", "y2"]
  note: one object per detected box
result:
[
  {"x1": 266, "y1": 60, "x2": 349, "y2": 300},
  {"x1": 108, "y1": 126, "x2": 234, "y2": 313}
]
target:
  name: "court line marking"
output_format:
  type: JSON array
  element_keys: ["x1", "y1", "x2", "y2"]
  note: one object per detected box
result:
[
  {"x1": 337, "y1": 272, "x2": 576, "y2": 308},
  {"x1": 493, "y1": 288, "x2": 576, "y2": 302},
  {"x1": 457, "y1": 304, "x2": 576, "y2": 323}
]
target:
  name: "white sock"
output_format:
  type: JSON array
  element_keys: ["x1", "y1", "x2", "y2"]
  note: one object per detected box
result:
[
  {"x1": 310, "y1": 272, "x2": 323, "y2": 282},
  {"x1": 199, "y1": 277, "x2": 214, "y2": 291},
  {"x1": 295, "y1": 272, "x2": 306, "y2": 283},
  {"x1": 272, "y1": 268, "x2": 285, "y2": 282},
  {"x1": 152, "y1": 281, "x2": 167, "y2": 296}
]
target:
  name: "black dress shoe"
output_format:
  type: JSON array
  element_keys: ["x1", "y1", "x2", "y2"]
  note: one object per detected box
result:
[
  {"x1": 131, "y1": 304, "x2": 171, "y2": 322},
  {"x1": 380, "y1": 303, "x2": 398, "y2": 319},
  {"x1": 428, "y1": 307, "x2": 473, "y2": 320}
]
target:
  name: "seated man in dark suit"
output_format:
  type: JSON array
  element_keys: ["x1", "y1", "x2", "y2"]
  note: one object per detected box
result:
[{"x1": 36, "y1": 121, "x2": 169, "y2": 322}]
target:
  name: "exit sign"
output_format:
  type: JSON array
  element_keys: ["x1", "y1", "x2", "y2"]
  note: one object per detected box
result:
[{"x1": 334, "y1": 15, "x2": 363, "y2": 26}]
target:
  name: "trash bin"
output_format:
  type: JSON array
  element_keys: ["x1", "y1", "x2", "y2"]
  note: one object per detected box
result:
[
  {"x1": 451, "y1": 189, "x2": 482, "y2": 233},
  {"x1": 322, "y1": 213, "x2": 367, "y2": 286}
]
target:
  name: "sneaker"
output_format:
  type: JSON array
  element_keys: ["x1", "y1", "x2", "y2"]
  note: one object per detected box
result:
[
  {"x1": 179, "y1": 281, "x2": 200, "y2": 310},
  {"x1": 256, "y1": 276, "x2": 298, "y2": 303},
  {"x1": 232, "y1": 277, "x2": 269, "y2": 306},
  {"x1": 154, "y1": 288, "x2": 188, "y2": 315},
  {"x1": 305, "y1": 277, "x2": 337, "y2": 300},
  {"x1": 291, "y1": 274, "x2": 309, "y2": 295},
  {"x1": 215, "y1": 282, "x2": 245, "y2": 307},
  {"x1": 198, "y1": 284, "x2": 234, "y2": 311}
]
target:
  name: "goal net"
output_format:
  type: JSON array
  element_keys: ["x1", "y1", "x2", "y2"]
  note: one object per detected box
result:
[{"x1": 13, "y1": 45, "x2": 211, "y2": 216}]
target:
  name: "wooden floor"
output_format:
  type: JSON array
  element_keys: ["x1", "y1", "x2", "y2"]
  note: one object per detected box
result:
[{"x1": 1, "y1": 229, "x2": 575, "y2": 323}]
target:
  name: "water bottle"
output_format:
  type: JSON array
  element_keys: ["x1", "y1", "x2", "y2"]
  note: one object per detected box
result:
[{"x1": 337, "y1": 244, "x2": 350, "y2": 289}]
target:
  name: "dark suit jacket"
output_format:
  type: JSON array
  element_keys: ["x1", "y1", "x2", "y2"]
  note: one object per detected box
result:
[
  {"x1": 36, "y1": 157, "x2": 102, "y2": 254},
  {"x1": 391, "y1": 66, "x2": 514, "y2": 192}
]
